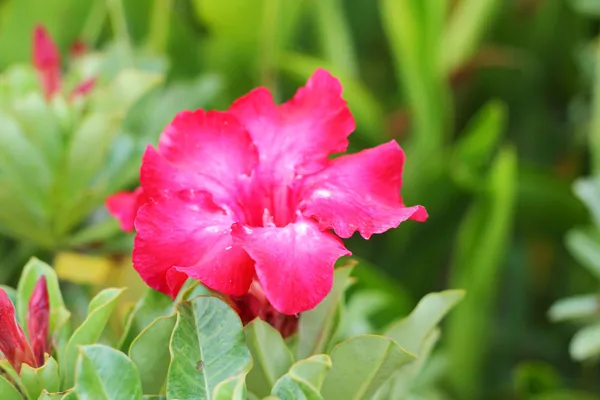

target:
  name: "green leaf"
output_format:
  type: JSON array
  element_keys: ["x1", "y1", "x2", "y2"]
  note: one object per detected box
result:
[
  {"x1": 570, "y1": 322, "x2": 600, "y2": 361},
  {"x1": 446, "y1": 146, "x2": 518, "y2": 397},
  {"x1": 120, "y1": 288, "x2": 174, "y2": 352},
  {"x1": 570, "y1": 0, "x2": 600, "y2": 16},
  {"x1": 17, "y1": 257, "x2": 70, "y2": 336},
  {"x1": 565, "y1": 229, "x2": 600, "y2": 281},
  {"x1": 441, "y1": 0, "x2": 502, "y2": 72},
  {"x1": 61, "y1": 288, "x2": 125, "y2": 388},
  {"x1": 245, "y1": 319, "x2": 294, "y2": 397},
  {"x1": 129, "y1": 315, "x2": 177, "y2": 395},
  {"x1": 271, "y1": 355, "x2": 332, "y2": 400},
  {"x1": 212, "y1": 374, "x2": 248, "y2": 400},
  {"x1": 548, "y1": 294, "x2": 600, "y2": 322},
  {"x1": 21, "y1": 356, "x2": 60, "y2": 400},
  {"x1": 384, "y1": 290, "x2": 465, "y2": 355},
  {"x1": 75, "y1": 344, "x2": 142, "y2": 400},
  {"x1": 297, "y1": 265, "x2": 354, "y2": 359},
  {"x1": 373, "y1": 328, "x2": 440, "y2": 400},
  {"x1": 38, "y1": 390, "x2": 72, "y2": 399},
  {"x1": 0, "y1": 374, "x2": 23, "y2": 400},
  {"x1": 321, "y1": 335, "x2": 415, "y2": 400},
  {"x1": 452, "y1": 100, "x2": 507, "y2": 189},
  {"x1": 166, "y1": 296, "x2": 252, "y2": 400}
]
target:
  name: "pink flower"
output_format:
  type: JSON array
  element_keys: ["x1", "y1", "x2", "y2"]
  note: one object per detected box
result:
[
  {"x1": 0, "y1": 277, "x2": 50, "y2": 372},
  {"x1": 32, "y1": 24, "x2": 95, "y2": 101},
  {"x1": 107, "y1": 70, "x2": 427, "y2": 315}
]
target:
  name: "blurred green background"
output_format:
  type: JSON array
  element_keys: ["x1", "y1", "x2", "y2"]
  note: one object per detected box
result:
[{"x1": 2, "y1": 0, "x2": 600, "y2": 398}]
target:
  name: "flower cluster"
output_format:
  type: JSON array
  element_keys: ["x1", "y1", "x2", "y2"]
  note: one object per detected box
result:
[
  {"x1": 0, "y1": 277, "x2": 50, "y2": 372},
  {"x1": 107, "y1": 70, "x2": 426, "y2": 316}
]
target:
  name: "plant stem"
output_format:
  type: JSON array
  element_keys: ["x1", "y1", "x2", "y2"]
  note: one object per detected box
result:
[
  {"x1": 148, "y1": 0, "x2": 173, "y2": 54},
  {"x1": 106, "y1": 0, "x2": 134, "y2": 66}
]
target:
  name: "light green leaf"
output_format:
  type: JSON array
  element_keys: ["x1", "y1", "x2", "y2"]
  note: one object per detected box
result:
[
  {"x1": 120, "y1": 288, "x2": 174, "y2": 352},
  {"x1": 166, "y1": 296, "x2": 252, "y2": 399},
  {"x1": 0, "y1": 374, "x2": 23, "y2": 400},
  {"x1": 75, "y1": 344, "x2": 142, "y2": 400},
  {"x1": 212, "y1": 374, "x2": 248, "y2": 400},
  {"x1": 565, "y1": 228, "x2": 600, "y2": 281},
  {"x1": 245, "y1": 319, "x2": 294, "y2": 397},
  {"x1": 373, "y1": 329, "x2": 441, "y2": 400},
  {"x1": 321, "y1": 335, "x2": 415, "y2": 400},
  {"x1": 17, "y1": 257, "x2": 70, "y2": 336},
  {"x1": 38, "y1": 390, "x2": 70, "y2": 399},
  {"x1": 272, "y1": 355, "x2": 332, "y2": 400},
  {"x1": 297, "y1": 265, "x2": 354, "y2": 360},
  {"x1": 570, "y1": 0, "x2": 600, "y2": 17},
  {"x1": 441, "y1": 0, "x2": 502, "y2": 72},
  {"x1": 21, "y1": 356, "x2": 60, "y2": 400},
  {"x1": 61, "y1": 288, "x2": 125, "y2": 388},
  {"x1": 446, "y1": 146, "x2": 518, "y2": 398},
  {"x1": 570, "y1": 322, "x2": 600, "y2": 361},
  {"x1": 573, "y1": 178, "x2": 600, "y2": 229},
  {"x1": 129, "y1": 315, "x2": 177, "y2": 394},
  {"x1": 384, "y1": 290, "x2": 464, "y2": 355},
  {"x1": 548, "y1": 294, "x2": 600, "y2": 322}
]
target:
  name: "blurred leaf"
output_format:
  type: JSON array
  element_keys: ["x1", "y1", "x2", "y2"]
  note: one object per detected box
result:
[
  {"x1": 119, "y1": 287, "x2": 173, "y2": 352},
  {"x1": 129, "y1": 314, "x2": 176, "y2": 395},
  {"x1": 513, "y1": 361, "x2": 562, "y2": 397},
  {"x1": 446, "y1": 146, "x2": 518, "y2": 397},
  {"x1": 384, "y1": 290, "x2": 464, "y2": 355},
  {"x1": 313, "y1": 0, "x2": 357, "y2": 77},
  {"x1": 548, "y1": 294, "x2": 600, "y2": 322},
  {"x1": 321, "y1": 335, "x2": 415, "y2": 400},
  {"x1": 569, "y1": 0, "x2": 600, "y2": 16},
  {"x1": 565, "y1": 228, "x2": 600, "y2": 280},
  {"x1": 452, "y1": 100, "x2": 507, "y2": 188},
  {"x1": 166, "y1": 296, "x2": 252, "y2": 399},
  {"x1": 272, "y1": 354, "x2": 332, "y2": 400},
  {"x1": 245, "y1": 319, "x2": 294, "y2": 398},
  {"x1": 297, "y1": 263, "x2": 354, "y2": 359},
  {"x1": 212, "y1": 374, "x2": 248, "y2": 400},
  {"x1": 340, "y1": 290, "x2": 394, "y2": 339},
  {"x1": 55, "y1": 252, "x2": 114, "y2": 286},
  {"x1": 75, "y1": 344, "x2": 143, "y2": 400},
  {"x1": 21, "y1": 356, "x2": 60, "y2": 400},
  {"x1": 17, "y1": 257, "x2": 69, "y2": 336},
  {"x1": 0, "y1": 374, "x2": 22, "y2": 400},
  {"x1": 441, "y1": 0, "x2": 502, "y2": 73},
  {"x1": 62, "y1": 288, "x2": 125, "y2": 388},
  {"x1": 573, "y1": 178, "x2": 600, "y2": 229},
  {"x1": 570, "y1": 321, "x2": 600, "y2": 361}
]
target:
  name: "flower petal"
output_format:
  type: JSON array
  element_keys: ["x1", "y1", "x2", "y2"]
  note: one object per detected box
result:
[
  {"x1": 232, "y1": 218, "x2": 351, "y2": 315},
  {"x1": 133, "y1": 189, "x2": 254, "y2": 298},
  {"x1": 33, "y1": 25, "x2": 61, "y2": 100},
  {"x1": 27, "y1": 276, "x2": 50, "y2": 367},
  {"x1": 301, "y1": 140, "x2": 427, "y2": 239},
  {"x1": 105, "y1": 187, "x2": 146, "y2": 232},
  {"x1": 148, "y1": 109, "x2": 257, "y2": 205},
  {"x1": 229, "y1": 69, "x2": 355, "y2": 183},
  {"x1": 0, "y1": 288, "x2": 35, "y2": 372}
]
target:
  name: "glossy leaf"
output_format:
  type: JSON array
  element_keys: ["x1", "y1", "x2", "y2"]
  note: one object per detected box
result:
[
  {"x1": 61, "y1": 288, "x2": 125, "y2": 388},
  {"x1": 75, "y1": 344, "x2": 142, "y2": 400},
  {"x1": 245, "y1": 319, "x2": 294, "y2": 397},
  {"x1": 120, "y1": 287, "x2": 174, "y2": 352},
  {"x1": 21, "y1": 356, "x2": 60, "y2": 400},
  {"x1": 212, "y1": 374, "x2": 247, "y2": 400},
  {"x1": 297, "y1": 264, "x2": 354, "y2": 360},
  {"x1": 129, "y1": 314, "x2": 176, "y2": 394},
  {"x1": 166, "y1": 296, "x2": 252, "y2": 400},
  {"x1": 384, "y1": 290, "x2": 464, "y2": 355},
  {"x1": 321, "y1": 335, "x2": 415, "y2": 400},
  {"x1": 272, "y1": 354, "x2": 332, "y2": 400},
  {"x1": 0, "y1": 374, "x2": 22, "y2": 400}
]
